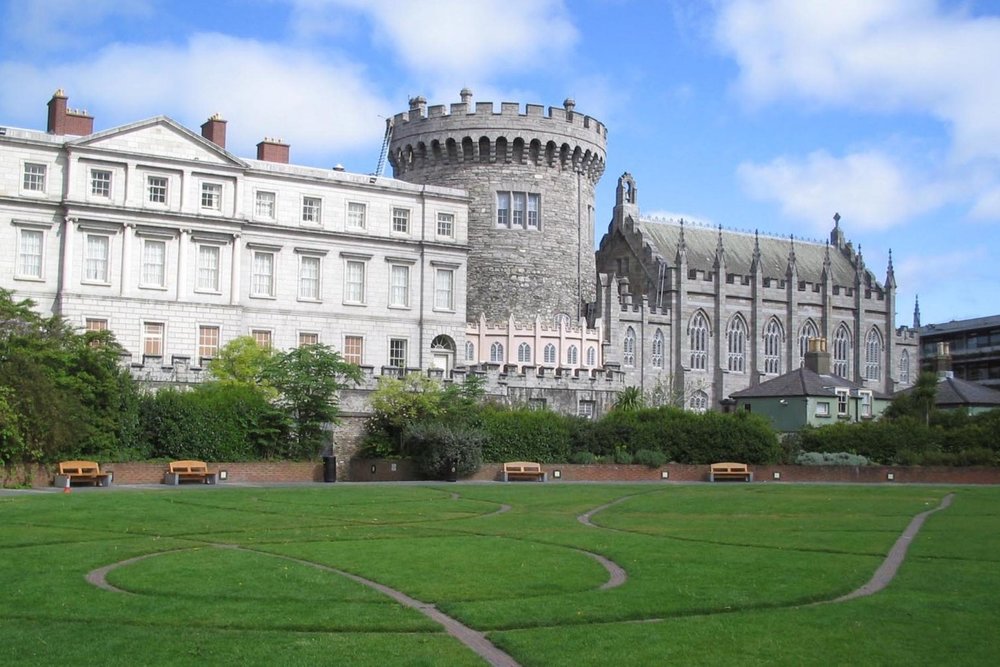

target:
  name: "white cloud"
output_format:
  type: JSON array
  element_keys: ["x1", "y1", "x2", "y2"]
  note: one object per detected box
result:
[
  {"x1": 0, "y1": 33, "x2": 390, "y2": 166},
  {"x1": 3, "y1": 0, "x2": 155, "y2": 51},
  {"x1": 737, "y1": 150, "x2": 954, "y2": 232},
  {"x1": 970, "y1": 186, "x2": 1000, "y2": 220}
]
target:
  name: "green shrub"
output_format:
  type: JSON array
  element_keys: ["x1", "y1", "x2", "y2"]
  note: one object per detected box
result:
[
  {"x1": 570, "y1": 451, "x2": 597, "y2": 464},
  {"x1": 795, "y1": 451, "x2": 871, "y2": 466},
  {"x1": 481, "y1": 406, "x2": 572, "y2": 462},
  {"x1": 613, "y1": 446, "x2": 633, "y2": 464},
  {"x1": 406, "y1": 422, "x2": 484, "y2": 479},
  {"x1": 633, "y1": 449, "x2": 666, "y2": 468}
]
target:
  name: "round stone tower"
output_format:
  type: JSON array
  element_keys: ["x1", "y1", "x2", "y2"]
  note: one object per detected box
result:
[{"x1": 388, "y1": 90, "x2": 606, "y2": 321}]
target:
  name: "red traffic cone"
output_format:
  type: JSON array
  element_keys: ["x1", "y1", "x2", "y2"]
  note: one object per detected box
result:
[{"x1": 63, "y1": 483, "x2": 71, "y2": 494}]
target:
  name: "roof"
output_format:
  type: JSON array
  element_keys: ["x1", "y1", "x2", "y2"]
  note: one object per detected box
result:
[
  {"x1": 896, "y1": 375, "x2": 1000, "y2": 407},
  {"x1": 920, "y1": 314, "x2": 1000, "y2": 336},
  {"x1": 730, "y1": 367, "x2": 889, "y2": 400},
  {"x1": 632, "y1": 217, "x2": 877, "y2": 287}
]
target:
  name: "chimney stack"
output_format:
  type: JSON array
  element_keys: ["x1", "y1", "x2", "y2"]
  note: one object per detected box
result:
[
  {"x1": 47, "y1": 89, "x2": 94, "y2": 136},
  {"x1": 804, "y1": 337, "x2": 832, "y2": 375},
  {"x1": 933, "y1": 342, "x2": 953, "y2": 378},
  {"x1": 201, "y1": 113, "x2": 227, "y2": 149},
  {"x1": 256, "y1": 138, "x2": 289, "y2": 164}
]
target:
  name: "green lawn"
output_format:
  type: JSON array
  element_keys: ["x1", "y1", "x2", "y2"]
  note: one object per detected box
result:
[{"x1": 1, "y1": 482, "x2": 997, "y2": 665}]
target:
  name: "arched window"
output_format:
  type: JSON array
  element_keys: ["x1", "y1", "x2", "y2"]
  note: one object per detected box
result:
[
  {"x1": 490, "y1": 341, "x2": 504, "y2": 363},
  {"x1": 517, "y1": 342, "x2": 532, "y2": 364},
  {"x1": 586, "y1": 346, "x2": 596, "y2": 367},
  {"x1": 865, "y1": 327, "x2": 883, "y2": 381},
  {"x1": 465, "y1": 341, "x2": 475, "y2": 362},
  {"x1": 652, "y1": 329, "x2": 664, "y2": 368},
  {"x1": 799, "y1": 319, "x2": 819, "y2": 367},
  {"x1": 727, "y1": 315, "x2": 747, "y2": 373},
  {"x1": 689, "y1": 311, "x2": 708, "y2": 370},
  {"x1": 623, "y1": 327, "x2": 636, "y2": 367},
  {"x1": 567, "y1": 345, "x2": 579, "y2": 365},
  {"x1": 833, "y1": 325, "x2": 851, "y2": 378},
  {"x1": 763, "y1": 319, "x2": 782, "y2": 375},
  {"x1": 543, "y1": 343, "x2": 557, "y2": 365},
  {"x1": 689, "y1": 390, "x2": 708, "y2": 413},
  {"x1": 899, "y1": 349, "x2": 910, "y2": 384}
]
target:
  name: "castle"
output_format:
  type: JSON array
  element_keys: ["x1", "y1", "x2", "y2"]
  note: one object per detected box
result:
[{"x1": 0, "y1": 89, "x2": 917, "y2": 423}]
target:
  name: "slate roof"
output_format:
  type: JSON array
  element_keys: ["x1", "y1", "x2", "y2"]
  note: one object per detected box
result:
[
  {"x1": 633, "y1": 217, "x2": 878, "y2": 288},
  {"x1": 919, "y1": 314, "x2": 1000, "y2": 336},
  {"x1": 896, "y1": 375, "x2": 1000, "y2": 408},
  {"x1": 730, "y1": 367, "x2": 889, "y2": 400}
]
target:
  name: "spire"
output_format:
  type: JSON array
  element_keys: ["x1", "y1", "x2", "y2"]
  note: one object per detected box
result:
[
  {"x1": 830, "y1": 211, "x2": 845, "y2": 249},
  {"x1": 885, "y1": 248, "x2": 896, "y2": 289},
  {"x1": 822, "y1": 240, "x2": 831, "y2": 279},
  {"x1": 751, "y1": 229, "x2": 762, "y2": 272},
  {"x1": 786, "y1": 234, "x2": 797, "y2": 276},
  {"x1": 913, "y1": 295, "x2": 921, "y2": 329},
  {"x1": 675, "y1": 219, "x2": 687, "y2": 265},
  {"x1": 713, "y1": 224, "x2": 725, "y2": 269}
]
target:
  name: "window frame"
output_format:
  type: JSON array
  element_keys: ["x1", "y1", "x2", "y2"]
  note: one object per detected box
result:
[
  {"x1": 90, "y1": 169, "x2": 112, "y2": 199},
  {"x1": 142, "y1": 321, "x2": 164, "y2": 357},
  {"x1": 623, "y1": 326, "x2": 636, "y2": 367},
  {"x1": 388, "y1": 263, "x2": 410, "y2": 308},
  {"x1": 301, "y1": 196, "x2": 322, "y2": 225},
  {"x1": 195, "y1": 244, "x2": 221, "y2": 293},
  {"x1": 251, "y1": 329, "x2": 273, "y2": 349},
  {"x1": 434, "y1": 267, "x2": 454, "y2": 311},
  {"x1": 83, "y1": 233, "x2": 111, "y2": 284},
  {"x1": 346, "y1": 201, "x2": 367, "y2": 230},
  {"x1": 344, "y1": 335, "x2": 364, "y2": 365},
  {"x1": 146, "y1": 175, "x2": 168, "y2": 205},
  {"x1": 517, "y1": 342, "x2": 532, "y2": 364},
  {"x1": 388, "y1": 337, "x2": 407, "y2": 369},
  {"x1": 15, "y1": 227, "x2": 44, "y2": 280},
  {"x1": 254, "y1": 190, "x2": 277, "y2": 220},
  {"x1": 200, "y1": 182, "x2": 222, "y2": 211},
  {"x1": 198, "y1": 325, "x2": 220, "y2": 360},
  {"x1": 436, "y1": 212, "x2": 454, "y2": 238},
  {"x1": 250, "y1": 250, "x2": 276, "y2": 298},
  {"x1": 298, "y1": 332, "x2": 319, "y2": 347},
  {"x1": 391, "y1": 207, "x2": 410, "y2": 234},
  {"x1": 22, "y1": 162, "x2": 47, "y2": 193},
  {"x1": 490, "y1": 341, "x2": 505, "y2": 363},
  {"x1": 139, "y1": 238, "x2": 167, "y2": 289},
  {"x1": 836, "y1": 388, "x2": 850, "y2": 416},
  {"x1": 298, "y1": 254, "x2": 322, "y2": 302},
  {"x1": 344, "y1": 258, "x2": 367, "y2": 304}
]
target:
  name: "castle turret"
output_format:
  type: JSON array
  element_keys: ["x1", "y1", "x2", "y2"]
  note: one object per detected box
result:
[{"x1": 388, "y1": 90, "x2": 607, "y2": 320}]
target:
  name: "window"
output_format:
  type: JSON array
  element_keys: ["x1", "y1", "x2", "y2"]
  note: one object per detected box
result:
[
  {"x1": 251, "y1": 251, "x2": 275, "y2": 297},
  {"x1": 689, "y1": 390, "x2": 708, "y2": 413},
  {"x1": 302, "y1": 196, "x2": 322, "y2": 224},
  {"x1": 299, "y1": 332, "x2": 319, "y2": 346},
  {"x1": 143, "y1": 322, "x2": 164, "y2": 356},
  {"x1": 347, "y1": 202, "x2": 366, "y2": 229},
  {"x1": 816, "y1": 401, "x2": 831, "y2": 417},
  {"x1": 652, "y1": 329, "x2": 664, "y2": 368},
  {"x1": 512, "y1": 192, "x2": 525, "y2": 228},
  {"x1": 527, "y1": 193, "x2": 540, "y2": 229},
  {"x1": 434, "y1": 268, "x2": 454, "y2": 310},
  {"x1": 543, "y1": 343, "x2": 557, "y2": 365},
  {"x1": 345, "y1": 260, "x2": 366, "y2": 303},
  {"x1": 344, "y1": 335, "x2": 364, "y2": 365},
  {"x1": 764, "y1": 319, "x2": 782, "y2": 374},
  {"x1": 496, "y1": 192, "x2": 510, "y2": 227},
  {"x1": 140, "y1": 239, "x2": 166, "y2": 288},
  {"x1": 299, "y1": 255, "x2": 321, "y2": 301},
  {"x1": 23, "y1": 163, "x2": 46, "y2": 192},
  {"x1": 578, "y1": 400, "x2": 595, "y2": 419},
  {"x1": 392, "y1": 208, "x2": 410, "y2": 233},
  {"x1": 799, "y1": 320, "x2": 820, "y2": 366},
  {"x1": 490, "y1": 341, "x2": 505, "y2": 363},
  {"x1": 836, "y1": 388, "x2": 849, "y2": 416},
  {"x1": 465, "y1": 341, "x2": 475, "y2": 362},
  {"x1": 91, "y1": 169, "x2": 112, "y2": 198},
  {"x1": 437, "y1": 212, "x2": 454, "y2": 238},
  {"x1": 147, "y1": 176, "x2": 167, "y2": 204},
  {"x1": 865, "y1": 328, "x2": 883, "y2": 381},
  {"x1": 86, "y1": 318, "x2": 108, "y2": 332},
  {"x1": 727, "y1": 316, "x2": 747, "y2": 373},
  {"x1": 252, "y1": 329, "x2": 272, "y2": 349},
  {"x1": 833, "y1": 325, "x2": 851, "y2": 378},
  {"x1": 201, "y1": 182, "x2": 222, "y2": 210},
  {"x1": 389, "y1": 264, "x2": 410, "y2": 307},
  {"x1": 517, "y1": 342, "x2": 532, "y2": 364},
  {"x1": 900, "y1": 349, "x2": 911, "y2": 384},
  {"x1": 196, "y1": 245, "x2": 220, "y2": 292},
  {"x1": 623, "y1": 327, "x2": 636, "y2": 367},
  {"x1": 84, "y1": 234, "x2": 110, "y2": 283},
  {"x1": 586, "y1": 346, "x2": 597, "y2": 367},
  {"x1": 689, "y1": 311, "x2": 708, "y2": 370},
  {"x1": 255, "y1": 191, "x2": 276, "y2": 219},
  {"x1": 567, "y1": 345, "x2": 579, "y2": 365},
  {"x1": 198, "y1": 326, "x2": 220, "y2": 359},
  {"x1": 389, "y1": 338, "x2": 407, "y2": 368},
  {"x1": 17, "y1": 229, "x2": 43, "y2": 279},
  {"x1": 860, "y1": 391, "x2": 873, "y2": 418},
  {"x1": 496, "y1": 191, "x2": 541, "y2": 229}
]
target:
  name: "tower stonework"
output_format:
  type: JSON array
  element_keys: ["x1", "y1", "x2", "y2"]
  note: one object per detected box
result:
[{"x1": 388, "y1": 91, "x2": 606, "y2": 320}]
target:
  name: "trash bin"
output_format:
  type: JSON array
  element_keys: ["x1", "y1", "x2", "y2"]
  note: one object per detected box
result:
[
  {"x1": 447, "y1": 457, "x2": 458, "y2": 483},
  {"x1": 323, "y1": 455, "x2": 337, "y2": 483}
]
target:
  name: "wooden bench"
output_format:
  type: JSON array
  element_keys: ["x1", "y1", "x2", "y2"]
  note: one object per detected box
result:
[
  {"x1": 164, "y1": 460, "x2": 218, "y2": 485},
  {"x1": 54, "y1": 460, "x2": 111, "y2": 488},
  {"x1": 502, "y1": 461, "x2": 547, "y2": 482},
  {"x1": 709, "y1": 462, "x2": 753, "y2": 482}
]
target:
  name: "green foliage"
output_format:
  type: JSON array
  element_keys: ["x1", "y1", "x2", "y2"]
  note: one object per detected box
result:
[
  {"x1": 405, "y1": 421, "x2": 485, "y2": 479},
  {"x1": 365, "y1": 373, "x2": 450, "y2": 455},
  {"x1": 613, "y1": 386, "x2": 644, "y2": 412},
  {"x1": 206, "y1": 336, "x2": 277, "y2": 398},
  {"x1": 795, "y1": 451, "x2": 872, "y2": 466},
  {"x1": 480, "y1": 406, "x2": 573, "y2": 462},
  {"x1": 884, "y1": 371, "x2": 939, "y2": 424},
  {"x1": 633, "y1": 448, "x2": 667, "y2": 468}
]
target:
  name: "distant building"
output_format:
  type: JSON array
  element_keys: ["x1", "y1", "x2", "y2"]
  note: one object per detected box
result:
[{"x1": 918, "y1": 314, "x2": 1000, "y2": 391}]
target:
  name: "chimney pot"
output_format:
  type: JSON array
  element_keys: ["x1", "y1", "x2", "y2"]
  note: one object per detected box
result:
[
  {"x1": 200, "y1": 114, "x2": 227, "y2": 149},
  {"x1": 257, "y1": 138, "x2": 290, "y2": 164},
  {"x1": 804, "y1": 337, "x2": 832, "y2": 375}
]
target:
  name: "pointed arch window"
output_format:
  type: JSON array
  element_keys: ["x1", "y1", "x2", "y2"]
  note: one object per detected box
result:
[
  {"x1": 763, "y1": 319, "x2": 782, "y2": 375},
  {"x1": 865, "y1": 328, "x2": 883, "y2": 381},
  {"x1": 465, "y1": 341, "x2": 475, "y2": 362},
  {"x1": 543, "y1": 343, "x2": 557, "y2": 365},
  {"x1": 652, "y1": 329, "x2": 664, "y2": 368},
  {"x1": 623, "y1": 327, "x2": 636, "y2": 367},
  {"x1": 517, "y1": 342, "x2": 532, "y2": 364},
  {"x1": 899, "y1": 349, "x2": 910, "y2": 384},
  {"x1": 490, "y1": 341, "x2": 504, "y2": 363},
  {"x1": 586, "y1": 346, "x2": 596, "y2": 367},
  {"x1": 833, "y1": 325, "x2": 851, "y2": 378},
  {"x1": 799, "y1": 320, "x2": 819, "y2": 367},
  {"x1": 727, "y1": 315, "x2": 747, "y2": 373},
  {"x1": 567, "y1": 345, "x2": 579, "y2": 365},
  {"x1": 689, "y1": 390, "x2": 708, "y2": 413},
  {"x1": 689, "y1": 312, "x2": 708, "y2": 371}
]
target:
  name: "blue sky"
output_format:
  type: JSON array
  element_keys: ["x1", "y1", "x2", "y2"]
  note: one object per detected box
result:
[{"x1": 2, "y1": 0, "x2": 998, "y2": 327}]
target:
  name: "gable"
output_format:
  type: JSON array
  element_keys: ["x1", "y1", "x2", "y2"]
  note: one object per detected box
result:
[{"x1": 73, "y1": 118, "x2": 244, "y2": 167}]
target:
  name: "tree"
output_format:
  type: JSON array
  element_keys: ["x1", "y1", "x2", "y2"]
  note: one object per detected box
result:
[
  {"x1": 365, "y1": 373, "x2": 450, "y2": 456},
  {"x1": 206, "y1": 336, "x2": 277, "y2": 399},
  {"x1": 613, "y1": 386, "x2": 645, "y2": 411},
  {"x1": 885, "y1": 371, "x2": 938, "y2": 426}
]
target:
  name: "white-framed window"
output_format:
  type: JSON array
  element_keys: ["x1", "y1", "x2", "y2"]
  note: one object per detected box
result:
[
  {"x1": 84, "y1": 234, "x2": 110, "y2": 283},
  {"x1": 302, "y1": 196, "x2": 322, "y2": 224},
  {"x1": 865, "y1": 328, "x2": 883, "y2": 381},
  {"x1": 255, "y1": 191, "x2": 276, "y2": 219},
  {"x1": 567, "y1": 345, "x2": 579, "y2": 366},
  {"x1": 496, "y1": 191, "x2": 541, "y2": 229},
  {"x1": 586, "y1": 346, "x2": 596, "y2": 367},
  {"x1": 251, "y1": 251, "x2": 275, "y2": 298},
  {"x1": 298, "y1": 255, "x2": 321, "y2": 301},
  {"x1": 90, "y1": 169, "x2": 112, "y2": 198},
  {"x1": 198, "y1": 325, "x2": 220, "y2": 360},
  {"x1": 201, "y1": 182, "x2": 222, "y2": 211},
  {"x1": 392, "y1": 208, "x2": 410, "y2": 233},
  {"x1": 388, "y1": 264, "x2": 410, "y2": 308},
  {"x1": 437, "y1": 212, "x2": 454, "y2": 238},
  {"x1": 527, "y1": 193, "x2": 540, "y2": 229},
  {"x1": 344, "y1": 335, "x2": 364, "y2": 365},
  {"x1": 465, "y1": 341, "x2": 475, "y2": 362},
  {"x1": 298, "y1": 332, "x2": 319, "y2": 346},
  {"x1": 347, "y1": 202, "x2": 367, "y2": 229},
  {"x1": 85, "y1": 318, "x2": 108, "y2": 333},
  {"x1": 543, "y1": 343, "x2": 557, "y2": 365},
  {"x1": 799, "y1": 320, "x2": 820, "y2": 367},
  {"x1": 23, "y1": 163, "x2": 46, "y2": 192},
  {"x1": 900, "y1": 349, "x2": 911, "y2": 384},
  {"x1": 689, "y1": 390, "x2": 708, "y2": 413},
  {"x1": 196, "y1": 245, "x2": 221, "y2": 292},
  {"x1": 860, "y1": 390, "x2": 873, "y2": 418},
  {"x1": 16, "y1": 228, "x2": 44, "y2": 279},
  {"x1": 727, "y1": 315, "x2": 747, "y2": 373},
  {"x1": 836, "y1": 388, "x2": 849, "y2": 416},
  {"x1": 434, "y1": 268, "x2": 454, "y2": 311},
  {"x1": 252, "y1": 329, "x2": 272, "y2": 349},
  {"x1": 764, "y1": 319, "x2": 782, "y2": 374},
  {"x1": 815, "y1": 401, "x2": 831, "y2": 417},
  {"x1": 490, "y1": 341, "x2": 505, "y2": 363},
  {"x1": 140, "y1": 239, "x2": 166, "y2": 288},
  {"x1": 512, "y1": 193, "x2": 525, "y2": 228},
  {"x1": 578, "y1": 400, "x2": 595, "y2": 419},
  {"x1": 147, "y1": 175, "x2": 168, "y2": 204},
  {"x1": 345, "y1": 259, "x2": 366, "y2": 304},
  {"x1": 496, "y1": 192, "x2": 510, "y2": 227},
  {"x1": 833, "y1": 325, "x2": 851, "y2": 378},
  {"x1": 389, "y1": 338, "x2": 407, "y2": 368},
  {"x1": 689, "y1": 311, "x2": 708, "y2": 370},
  {"x1": 517, "y1": 342, "x2": 532, "y2": 364},
  {"x1": 652, "y1": 329, "x2": 664, "y2": 368},
  {"x1": 143, "y1": 322, "x2": 164, "y2": 356},
  {"x1": 623, "y1": 326, "x2": 636, "y2": 367}
]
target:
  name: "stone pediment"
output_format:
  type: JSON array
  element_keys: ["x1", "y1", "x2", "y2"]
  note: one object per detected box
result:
[{"x1": 70, "y1": 117, "x2": 246, "y2": 167}]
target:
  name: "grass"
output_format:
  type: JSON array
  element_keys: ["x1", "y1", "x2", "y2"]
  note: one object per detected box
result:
[{"x1": 1, "y1": 482, "x2": 998, "y2": 665}]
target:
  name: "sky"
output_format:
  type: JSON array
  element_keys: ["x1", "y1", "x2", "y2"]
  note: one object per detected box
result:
[{"x1": 2, "y1": 0, "x2": 998, "y2": 327}]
